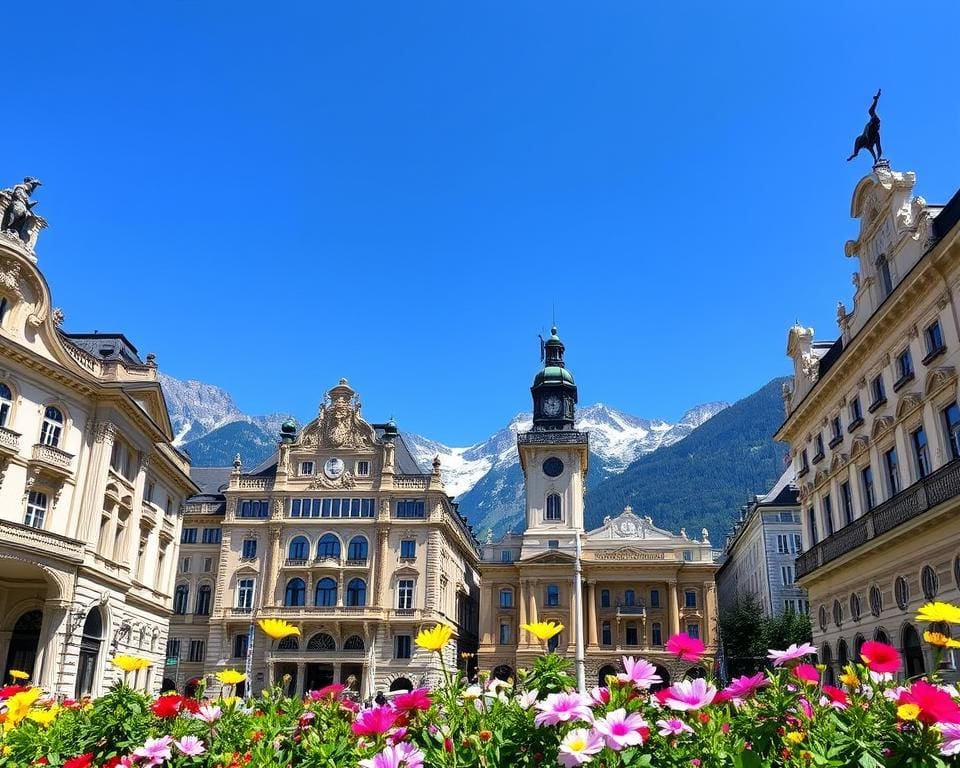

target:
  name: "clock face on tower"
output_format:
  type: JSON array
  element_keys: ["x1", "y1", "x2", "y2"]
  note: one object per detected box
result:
[
  {"x1": 542, "y1": 394, "x2": 563, "y2": 417},
  {"x1": 324, "y1": 457, "x2": 345, "y2": 479}
]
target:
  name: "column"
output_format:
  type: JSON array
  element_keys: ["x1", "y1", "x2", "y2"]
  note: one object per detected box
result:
[
  {"x1": 296, "y1": 662, "x2": 305, "y2": 697},
  {"x1": 518, "y1": 579, "x2": 528, "y2": 647},
  {"x1": 266, "y1": 527, "x2": 281, "y2": 607},
  {"x1": 333, "y1": 662, "x2": 342, "y2": 684},
  {"x1": 337, "y1": 572, "x2": 346, "y2": 608},
  {"x1": 373, "y1": 528, "x2": 389, "y2": 606},
  {"x1": 703, "y1": 581, "x2": 716, "y2": 647},
  {"x1": 586, "y1": 581, "x2": 598, "y2": 648},
  {"x1": 568, "y1": 578, "x2": 577, "y2": 653},
  {"x1": 668, "y1": 580, "x2": 680, "y2": 636},
  {"x1": 529, "y1": 581, "x2": 539, "y2": 625},
  {"x1": 479, "y1": 582, "x2": 493, "y2": 646},
  {"x1": 37, "y1": 599, "x2": 68, "y2": 692}
]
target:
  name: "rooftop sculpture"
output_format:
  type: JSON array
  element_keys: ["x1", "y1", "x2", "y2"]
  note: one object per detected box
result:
[
  {"x1": 0, "y1": 177, "x2": 46, "y2": 250},
  {"x1": 846, "y1": 89, "x2": 884, "y2": 164}
]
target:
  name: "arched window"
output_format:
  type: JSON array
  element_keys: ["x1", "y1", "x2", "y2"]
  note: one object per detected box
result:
[
  {"x1": 833, "y1": 599, "x2": 843, "y2": 628},
  {"x1": 820, "y1": 643, "x2": 835, "y2": 686},
  {"x1": 853, "y1": 634, "x2": 866, "y2": 659},
  {"x1": 903, "y1": 624, "x2": 925, "y2": 677},
  {"x1": 195, "y1": 585, "x2": 212, "y2": 615},
  {"x1": 874, "y1": 627, "x2": 890, "y2": 644},
  {"x1": 837, "y1": 638, "x2": 849, "y2": 668},
  {"x1": 344, "y1": 635, "x2": 364, "y2": 651},
  {"x1": 600, "y1": 589, "x2": 610, "y2": 608},
  {"x1": 316, "y1": 534, "x2": 340, "y2": 560},
  {"x1": 315, "y1": 577, "x2": 337, "y2": 607},
  {"x1": 4, "y1": 610, "x2": 41, "y2": 680},
  {"x1": 307, "y1": 632, "x2": 336, "y2": 651},
  {"x1": 491, "y1": 665, "x2": 513, "y2": 682},
  {"x1": 287, "y1": 536, "x2": 309, "y2": 561},
  {"x1": 284, "y1": 578, "x2": 306, "y2": 607},
  {"x1": 39, "y1": 406, "x2": 64, "y2": 447},
  {"x1": 347, "y1": 536, "x2": 368, "y2": 561},
  {"x1": 545, "y1": 493, "x2": 562, "y2": 521},
  {"x1": 598, "y1": 664, "x2": 617, "y2": 686},
  {"x1": 869, "y1": 586, "x2": 882, "y2": 617},
  {"x1": 75, "y1": 608, "x2": 103, "y2": 698},
  {"x1": 546, "y1": 584, "x2": 560, "y2": 607},
  {"x1": 849, "y1": 592, "x2": 861, "y2": 622},
  {"x1": 894, "y1": 576, "x2": 909, "y2": 610},
  {"x1": 390, "y1": 676, "x2": 413, "y2": 692},
  {"x1": 173, "y1": 585, "x2": 189, "y2": 615},
  {"x1": 277, "y1": 636, "x2": 299, "y2": 651},
  {"x1": 346, "y1": 578, "x2": 366, "y2": 607},
  {"x1": 0, "y1": 383, "x2": 12, "y2": 428}
]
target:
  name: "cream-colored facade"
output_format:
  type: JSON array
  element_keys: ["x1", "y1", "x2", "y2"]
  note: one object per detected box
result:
[
  {"x1": 0, "y1": 225, "x2": 196, "y2": 697},
  {"x1": 478, "y1": 329, "x2": 718, "y2": 687},
  {"x1": 169, "y1": 379, "x2": 480, "y2": 698},
  {"x1": 776, "y1": 163, "x2": 960, "y2": 682}
]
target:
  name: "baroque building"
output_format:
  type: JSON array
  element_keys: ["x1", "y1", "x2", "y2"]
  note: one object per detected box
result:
[
  {"x1": 716, "y1": 468, "x2": 807, "y2": 620},
  {"x1": 0, "y1": 194, "x2": 196, "y2": 697},
  {"x1": 776, "y1": 163, "x2": 960, "y2": 682},
  {"x1": 478, "y1": 329, "x2": 718, "y2": 687},
  {"x1": 169, "y1": 379, "x2": 480, "y2": 698}
]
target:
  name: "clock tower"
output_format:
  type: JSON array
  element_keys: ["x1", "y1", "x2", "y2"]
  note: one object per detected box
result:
[{"x1": 517, "y1": 327, "x2": 589, "y2": 556}]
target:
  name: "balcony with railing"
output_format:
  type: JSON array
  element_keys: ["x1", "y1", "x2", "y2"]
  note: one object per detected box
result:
[
  {"x1": 31, "y1": 443, "x2": 74, "y2": 475},
  {"x1": 797, "y1": 457, "x2": 960, "y2": 579},
  {"x1": 615, "y1": 601, "x2": 647, "y2": 618},
  {"x1": 0, "y1": 519, "x2": 84, "y2": 563},
  {"x1": 0, "y1": 427, "x2": 21, "y2": 456}
]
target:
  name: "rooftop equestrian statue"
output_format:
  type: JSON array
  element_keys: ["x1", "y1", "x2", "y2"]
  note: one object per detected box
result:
[{"x1": 847, "y1": 89, "x2": 883, "y2": 164}]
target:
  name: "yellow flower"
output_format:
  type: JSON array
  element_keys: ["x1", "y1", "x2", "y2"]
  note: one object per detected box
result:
[
  {"x1": 27, "y1": 706, "x2": 59, "y2": 727},
  {"x1": 221, "y1": 695, "x2": 242, "y2": 707},
  {"x1": 111, "y1": 655, "x2": 152, "y2": 673},
  {"x1": 8, "y1": 670, "x2": 29, "y2": 681},
  {"x1": 923, "y1": 630, "x2": 960, "y2": 649},
  {"x1": 5, "y1": 687, "x2": 42, "y2": 726},
  {"x1": 258, "y1": 618, "x2": 301, "y2": 640},
  {"x1": 839, "y1": 664, "x2": 859, "y2": 688},
  {"x1": 521, "y1": 621, "x2": 564, "y2": 641},
  {"x1": 915, "y1": 602, "x2": 960, "y2": 624},
  {"x1": 217, "y1": 669, "x2": 247, "y2": 685},
  {"x1": 415, "y1": 624, "x2": 454, "y2": 652},
  {"x1": 785, "y1": 731, "x2": 805, "y2": 744},
  {"x1": 897, "y1": 703, "x2": 920, "y2": 721}
]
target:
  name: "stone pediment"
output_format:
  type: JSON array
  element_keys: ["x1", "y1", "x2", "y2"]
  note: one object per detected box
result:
[
  {"x1": 523, "y1": 550, "x2": 575, "y2": 565},
  {"x1": 588, "y1": 507, "x2": 674, "y2": 541}
]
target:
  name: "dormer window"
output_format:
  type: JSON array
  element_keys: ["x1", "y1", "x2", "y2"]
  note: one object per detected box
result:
[
  {"x1": 300, "y1": 461, "x2": 314, "y2": 476},
  {"x1": 39, "y1": 406, "x2": 63, "y2": 447},
  {"x1": 356, "y1": 460, "x2": 370, "y2": 477}
]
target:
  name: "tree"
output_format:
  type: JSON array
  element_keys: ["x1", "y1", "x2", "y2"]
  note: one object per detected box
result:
[
  {"x1": 764, "y1": 607, "x2": 813, "y2": 651},
  {"x1": 719, "y1": 593, "x2": 769, "y2": 678}
]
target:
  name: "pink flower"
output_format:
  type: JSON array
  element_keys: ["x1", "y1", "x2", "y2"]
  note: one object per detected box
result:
[
  {"x1": 589, "y1": 686, "x2": 610, "y2": 705},
  {"x1": 352, "y1": 705, "x2": 400, "y2": 737},
  {"x1": 723, "y1": 673, "x2": 767, "y2": 703},
  {"x1": 174, "y1": 736, "x2": 206, "y2": 757},
  {"x1": 133, "y1": 736, "x2": 173, "y2": 767},
  {"x1": 592, "y1": 708, "x2": 649, "y2": 750},
  {"x1": 534, "y1": 691, "x2": 594, "y2": 727},
  {"x1": 195, "y1": 704, "x2": 222, "y2": 723},
  {"x1": 766, "y1": 642, "x2": 817, "y2": 667},
  {"x1": 820, "y1": 686, "x2": 849, "y2": 710},
  {"x1": 360, "y1": 742, "x2": 425, "y2": 768},
  {"x1": 657, "y1": 718, "x2": 694, "y2": 737},
  {"x1": 793, "y1": 664, "x2": 820, "y2": 684},
  {"x1": 617, "y1": 657, "x2": 662, "y2": 689},
  {"x1": 940, "y1": 722, "x2": 960, "y2": 757},
  {"x1": 798, "y1": 697, "x2": 814, "y2": 719},
  {"x1": 859, "y1": 641, "x2": 901, "y2": 674},
  {"x1": 666, "y1": 634, "x2": 706, "y2": 662},
  {"x1": 392, "y1": 688, "x2": 432, "y2": 713},
  {"x1": 558, "y1": 728, "x2": 604, "y2": 767},
  {"x1": 311, "y1": 683, "x2": 346, "y2": 701},
  {"x1": 663, "y1": 678, "x2": 717, "y2": 712}
]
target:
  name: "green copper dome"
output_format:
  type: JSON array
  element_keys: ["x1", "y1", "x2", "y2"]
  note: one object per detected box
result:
[
  {"x1": 533, "y1": 365, "x2": 575, "y2": 387},
  {"x1": 280, "y1": 417, "x2": 297, "y2": 435}
]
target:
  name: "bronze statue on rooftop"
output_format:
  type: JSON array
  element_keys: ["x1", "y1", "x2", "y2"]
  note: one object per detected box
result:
[
  {"x1": 1, "y1": 177, "x2": 46, "y2": 248},
  {"x1": 847, "y1": 89, "x2": 883, "y2": 164}
]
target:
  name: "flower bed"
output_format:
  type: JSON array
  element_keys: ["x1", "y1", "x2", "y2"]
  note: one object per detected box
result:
[{"x1": 3, "y1": 611, "x2": 960, "y2": 767}]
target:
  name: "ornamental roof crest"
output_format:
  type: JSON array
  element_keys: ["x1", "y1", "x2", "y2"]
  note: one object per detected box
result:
[
  {"x1": 589, "y1": 506, "x2": 673, "y2": 541},
  {"x1": 300, "y1": 379, "x2": 376, "y2": 450}
]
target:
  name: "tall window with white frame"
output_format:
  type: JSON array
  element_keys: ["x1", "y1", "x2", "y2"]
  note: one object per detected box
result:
[
  {"x1": 397, "y1": 579, "x2": 414, "y2": 610},
  {"x1": 884, "y1": 447, "x2": 901, "y2": 496},
  {"x1": 944, "y1": 403, "x2": 960, "y2": 461},
  {"x1": 861, "y1": 466, "x2": 876, "y2": 511},
  {"x1": 0, "y1": 383, "x2": 11, "y2": 427},
  {"x1": 545, "y1": 493, "x2": 562, "y2": 522},
  {"x1": 840, "y1": 481, "x2": 854, "y2": 526},
  {"x1": 39, "y1": 406, "x2": 63, "y2": 447},
  {"x1": 822, "y1": 494, "x2": 834, "y2": 536},
  {"x1": 912, "y1": 426, "x2": 931, "y2": 479},
  {"x1": 25, "y1": 491, "x2": 48, "y2": 528},
  {"x1": 807, "y1": 507, "x2": 818, "y2": 545},
  {"x1": 237, "y1": 578, "x2": 255, "y2": 611}
]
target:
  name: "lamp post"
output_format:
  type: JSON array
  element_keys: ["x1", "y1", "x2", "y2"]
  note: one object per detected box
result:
[{"x1": 573, "y1": 528, "x2": 586, "y2": 693}]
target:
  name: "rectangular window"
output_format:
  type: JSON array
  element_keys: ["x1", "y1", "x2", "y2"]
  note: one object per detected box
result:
[
  {"x1": 145, "y1": 482, "x2": 155, "y2": 503},
  {"x1": 601, "y1": 621, "x2": 611, "y2": 646},
  {"x1": 237, "y1": 578, "x2": 255, "y2": 610},
  {"x1": 180, "y1": 557, "x2": 191, "y2": 573},
  {"x1": 869, "y1": 375, "x2": 886, "y2": 409},
  {"x1": 849, "y1": 396, "x2": 863, "y2": 426},
  {"x1": 884, "y1": 447, "x2": 901, "y2": 496},
  {"x1": 545, "y1": 494, "x2": 562, "y2": 521},
  {"x1": 822, "y1": 494, "x2": 834, "y2": 536},
  {"x1": 840, "y1": 482, "x2": 854, "y2": 525},
  {"x1": 781, "y1": 565, "x2": 795, "y2": 585},
  {"x1": 395, "y1": 499, "x2": 425, "y2": 518},
  {"x1": 600, "y1": 589, "x2": 610, "y2": 608},
  {"x1": 546, "y1": 585, "x2": 560, "y2": 607},
  {"x1": 793, "y1": 533, "x2": 803, "y2": 554},
  {"x1": 831, "y1": 415, "x2": 843, "y2": 444},
  {"x1": 625, "y1": 623, "x2": 638, "y2": 646},
  {"x1": 166, "y1": 638, "x2": 181, "y2": 659},
  {"x1": 24, "y1": 491, "x2": 48, "y2": 528},
  {"x1": 651, "y1": 622, "x2": 662, "y2": 646},
  {"x1": 203, "y1": 557, "x2": 213, "y2": 573},
  {"x1": 807, "y1": 507, "x2": 818, "y2": 545},
  {"x1": 181, "y1": 528, "x2": 197, "y2": 544},
  {"x1": 500, "y1": 550, "x2": 513, "y2": 562},
  {"x1": 241, "y1": 539, "x2": 257, "y2": 559},
  {"x1": 356, "y1": 460, "x2": 370, "y2": 477},
  {"x1": 684, "y1": 590, "x2": 697, "y2": 609},
  {"x1": 912, "y1": 426, "x2": 932, "y2": 479},
  {"x1": 397, "y1": 579, "x2": 414, "y2": 610},
  {"x1": 547, "y1": 540, "x2": 559, "y2": 549},
  {"x1": 777, "y1": 534, "x2": 789, "y2": 554},
  {"x1": 395, "y1": 635, "x2": 412, "y2": 659},
  {"x1": 201, "y1": 527, "x2": 221, "y2": 544},
  {"x1": 188, "y1": 640, "x2": 205, "y2": 662},
  {"x1": 687, "y1": 623, "x2": 700, "y2": 640},
  {"x1": 945, "y1": 403, "x2": 960, "y2": 461},
  {"x1": 896, "y1": 348, "x2": 914, "y2": 385},
  {"x1": 624, "y1": 589, "x2": 635, "y2": 606},
  {"x1": 813, "y1": 433, "x2": 825, "y2": 461},
  {"x1": 925, "y1": 320, "x2": 945, "y2": 358},
  {"x1": 400, "y1": 540, "x2": 416, "y2": 560},
  {"x1": 499, "y1": 622, "x2": 511, "y2": 645},
  {"x1": 300, "y1": 461, "x2": 315, "y2": 476},
  {"x1": 650, "y1": 589, "x2": 660, "y2": 608},
  {"x1": 232, "y1": 634, "x2": 248, "y2": 659},
  {"x1": 799, "y1": 449, "x2": 810, "y2": 475},
  {"x1": 683, "y1": 550, "x2": 693, "y2": 562},
  {"x1": 238, "y1": 500, "x2": 269, "y2": 518},
  {"x1": 499, "y1": 589, "x2": 513, "y2": 608},
  {"x1": 862, "y1": 466, "x2": 876, "y2": 511}
]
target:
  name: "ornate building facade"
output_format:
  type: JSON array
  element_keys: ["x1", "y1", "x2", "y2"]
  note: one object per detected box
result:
[
  {"x1": 776, "y1": 164, "x2": 960, "y2": 682},
  {"x1": 0, "y1": 192, "x2": 196, "y2": 698},
  {"x1": 478, "y1": 329, "x2": 718, "y2": 687},
  {"x1": 169, "y1": 380, "x2": 480, "y2": 698}
]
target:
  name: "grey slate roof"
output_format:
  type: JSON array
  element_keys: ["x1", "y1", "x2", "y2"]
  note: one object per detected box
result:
[
  {"x1": 190, "y1": 466, "x2": 233, "y2": 495},
  {"x1": 62, "y1": 333, "x2": 144, "y2": 365}
]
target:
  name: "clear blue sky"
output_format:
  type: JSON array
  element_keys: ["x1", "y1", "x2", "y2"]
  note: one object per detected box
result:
[{"x1": 6, "y1": 3, "x2": 960, "y2": 445}]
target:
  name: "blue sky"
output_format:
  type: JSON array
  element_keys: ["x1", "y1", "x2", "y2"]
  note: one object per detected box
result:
[{"x1": 6, "y1": 3, "x2": 960, "y2": 444}]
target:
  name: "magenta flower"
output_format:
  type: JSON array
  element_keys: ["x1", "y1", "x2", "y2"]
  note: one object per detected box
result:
[
  {"x1": 592, "y1": 708, "x2": 649, "y2": 750},
  {"x1": 395, "y1": 741, "x2": 425, "y2": 768},
  {"x1": 589, "y1": 686, "x2": 610, "y2": 706},
  {"x1": 793, "y1": 663, "x2": 820, "y2": 684},
  {"x1": 665, "y1": 633, "x2": 706, "y2": 662},
  {"x1": 133, "y1": 735, "x2": 173, "y2": 766},
  {"x1": 663, "y1": 678, "x2": 717, "y2": 712},
  {"x1": 940, "y1": 723, "x2": 960, "y2": 757},
  {"x1": 657, "y1": 718, "x2": 694, "y2": 736},
  {"x1": 723, "y1": 673, "x2": 767, "y2": 703},
  {"x1": 352, "y1": 705, "x2": 400, "y2": 737},
  {"x1": 766, "y1": 642, "x2": 817, "y2": 667},
  {"x1": 558, "y1": 728, "x2": 605, "y2": 767},
  {"x1": 392, "y1": 687, "x2": 432, "y2": 713},
  {"x1": 174, "y1": 736, "x2": 206, "y2": 757},
  {"x1": 534, "y1": 691, "x2": 594, "y2": 727},
  {"x1": 360, "y1": 742, "x2": 425, "y2": 768},
  {"x1": 617, "y1": 657, "x2": 662, "y2": 689}
]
